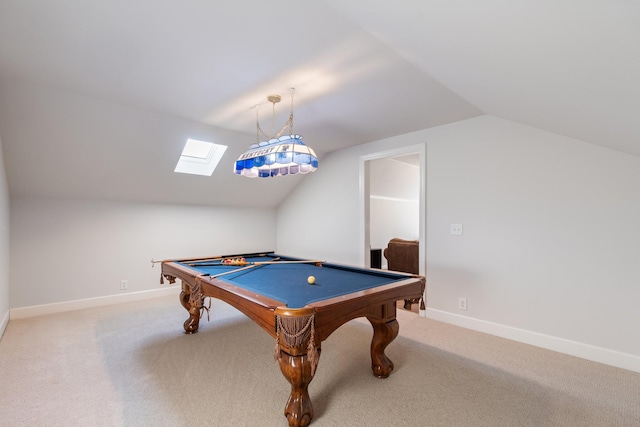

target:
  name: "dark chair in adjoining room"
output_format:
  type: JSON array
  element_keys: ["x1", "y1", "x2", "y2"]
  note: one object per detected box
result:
[{"x1": 383, "y1": 238, "x2": 424, "y2": 310}]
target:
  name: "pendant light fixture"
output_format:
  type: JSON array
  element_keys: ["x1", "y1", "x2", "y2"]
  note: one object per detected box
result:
[{"x1": 234, "y1": 88, "x2": 318, "y2": 178}]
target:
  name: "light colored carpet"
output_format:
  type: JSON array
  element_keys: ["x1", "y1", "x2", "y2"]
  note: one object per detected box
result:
[{"x1": 0, "y1": 295, "x2": 638, "y2": 427}]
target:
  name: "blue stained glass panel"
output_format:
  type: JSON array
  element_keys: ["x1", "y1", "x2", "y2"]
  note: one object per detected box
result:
[
  {"x1": 277, "y1": 152, "x2": 293, "y2": 164},
  {"x1": 265, "y1": 153, "x2": 276, "y2": 165},
  {"x1": 258, "y1": 169, "x2": 270, "y2": 178},
  {"x1": 294, "y1": 153, "x2": 311, "y2": 164}
]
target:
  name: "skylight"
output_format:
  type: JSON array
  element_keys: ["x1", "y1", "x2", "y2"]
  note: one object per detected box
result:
[{"x1": 174, "y1": 139, "x2": 227, "y2": 176}]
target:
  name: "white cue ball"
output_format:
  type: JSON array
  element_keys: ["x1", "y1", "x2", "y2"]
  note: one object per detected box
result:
[{"x1": 307, "y1": 275, "x2": 316, "y2": 285}]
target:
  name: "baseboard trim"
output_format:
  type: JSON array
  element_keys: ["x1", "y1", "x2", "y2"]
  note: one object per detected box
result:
[
  {"x1": 10, "y1": 286, "x2": 182, "y2": 320},
  {"x1": 0, "y1": 308, "x2": 9, "y2": 339},
  {"x1": 426, "y1": 308, "x2": 640, "y2": 373}
]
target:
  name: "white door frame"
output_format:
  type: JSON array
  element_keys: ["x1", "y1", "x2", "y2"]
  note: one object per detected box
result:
[{"x1": 358, "y1": 143, "x2": 426, "y2": 279}]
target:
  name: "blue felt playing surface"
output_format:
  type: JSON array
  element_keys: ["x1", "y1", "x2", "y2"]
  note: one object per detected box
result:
[{"x1": 181, "y1": 254, "x2": 408, "y2": 308}]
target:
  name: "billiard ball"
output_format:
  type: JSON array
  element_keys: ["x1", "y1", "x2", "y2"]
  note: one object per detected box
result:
[{"x1": 307, "y1": 276, "x2": 315, "y2": 285}]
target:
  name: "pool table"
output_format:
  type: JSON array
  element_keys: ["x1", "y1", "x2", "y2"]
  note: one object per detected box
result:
[{"x1": 160, "y1": 252, "x2": 425, "y2": 427}]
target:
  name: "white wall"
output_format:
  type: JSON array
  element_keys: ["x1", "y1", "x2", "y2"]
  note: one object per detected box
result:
[
  {"x1": 10, "y1": 197, "x2": 276, "y2": 308},
  {"x1": 277, "y1": 115, "x2": 640, "y2": 372},
  {"x1": 277, "y1": 146, "x2": 363, "y2": 265},
  {"x1": 0, "y1": 133, "x2": 9, "y2": 337},
  {"x1": 426, "y1": 116, "x2": 640, "y2": 371}
]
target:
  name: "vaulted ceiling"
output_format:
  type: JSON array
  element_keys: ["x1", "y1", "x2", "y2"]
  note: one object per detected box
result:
[{"x1": 1, "y1": 1, "x2": 638, "y2": 207}]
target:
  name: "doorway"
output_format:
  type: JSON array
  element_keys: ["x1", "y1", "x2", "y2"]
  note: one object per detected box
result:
[{"x1": 359, "y1": 144, "x2": 426, "y2": 314}]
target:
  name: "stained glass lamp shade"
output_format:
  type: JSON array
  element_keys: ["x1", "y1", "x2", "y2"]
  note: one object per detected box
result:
[{"x1": 234, "y1": 134, "x2": 318, "y2": 178}]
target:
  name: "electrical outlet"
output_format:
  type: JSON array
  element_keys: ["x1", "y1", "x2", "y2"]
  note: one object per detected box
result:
[
  {"x1": 458, "y1": 297, "x2": 467, "y2": 310},
  {"x1": 450, "y1": 224, "x2": 463, "y2": 236},
  {"x1": 120, "y1": 280, "x2": 128, "y2": 290}
]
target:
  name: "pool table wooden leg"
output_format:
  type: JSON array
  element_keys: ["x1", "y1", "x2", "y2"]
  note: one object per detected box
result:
[
  {"x1": 180, "y1": 283, "x2": 202, "y2": 334},
  {"x1": 276, "y1": 349, "x2": 320, "y2": 427},
  {"x1": 367, "y1": 316, "x2": 399, "y2": 378}
]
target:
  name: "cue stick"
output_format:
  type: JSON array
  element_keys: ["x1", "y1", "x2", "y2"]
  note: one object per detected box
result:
[
  {"x1": 189, "y1": 259, "x2": 324, "y2": 267},
  {"x1": 151, "y1": 253, "x2": 272, "y2": 267},
  {"x1": 151, "y1": 255, "x2": 224, "y2": 267},
  {"x1": 198, "y1": 257, "x2": 282, "y2": 279},
  {"x1": 207, "y1": 264, "x2": 258, "y2": 279}
]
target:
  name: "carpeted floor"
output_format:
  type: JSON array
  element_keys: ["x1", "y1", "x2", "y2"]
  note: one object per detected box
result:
[{"x1": 0, "y1": 295, "x2": 638, "y2": 426}]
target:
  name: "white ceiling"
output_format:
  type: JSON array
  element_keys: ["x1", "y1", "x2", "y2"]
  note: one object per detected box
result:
[{"x1": 1, "y1": 1, "x2": 639, "y2": 207}]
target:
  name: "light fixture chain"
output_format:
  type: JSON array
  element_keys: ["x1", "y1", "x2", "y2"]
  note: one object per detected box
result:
[
  {"x1": 255, "y1": 89, "x2": 296, "y2": 141},
  {"x1": 289, "y1": 87, "x2": 295, "y2": 135},
  {"x1": 274, "y1": 88, "x2": 294, "y2": 138},
  {"x1": 256, "y1": 104, "x2": 261, "y2": 143},
  {"x1": 256, "y1": 103, "x2": 272, "y2": 142},
  {"x1": 271, "y1": 100, "x2": 276, "y2": 136}
]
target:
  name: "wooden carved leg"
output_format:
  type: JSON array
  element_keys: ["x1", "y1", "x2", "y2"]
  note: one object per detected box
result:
[
  {"x1": 274, "y1": 307, "x2": 319, "y2": 427},
  {"x1": 276, "y1": 349, "x2": 320, "y2": 427},
  {"x1": 367, "y1": 316, "x2": 399, "y2": 378},
  {"x1": 180, "y1": 283, "x2": 202, "y2": 334}
]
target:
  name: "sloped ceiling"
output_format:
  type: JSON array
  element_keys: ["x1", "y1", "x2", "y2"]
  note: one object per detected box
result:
[{"x1": 0, "y1": 1, "x2": 638, "y2": 207}]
